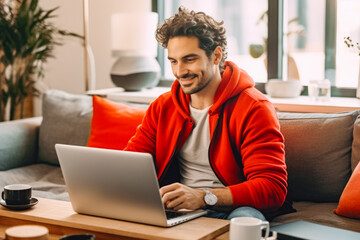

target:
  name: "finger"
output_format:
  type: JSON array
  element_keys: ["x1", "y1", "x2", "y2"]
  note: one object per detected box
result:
[
  {"x1": 173, "y1": 200, "x2": 192, "y2": 211},
  {"x1": 159, "y1": 187, "x2": 165, "y2": 197},
  {"x1": 173, "y1": 203, "x2": 186, "y2": 211},
  {"x1": 162, "y1": 189, "x2": 180, "y2": 205},
  {"x1": 159, "y1": 183, "x2": 180, "y2": 197},
  {"x1": 166, "y1": 195, "x2": 186, "y2": 209}
]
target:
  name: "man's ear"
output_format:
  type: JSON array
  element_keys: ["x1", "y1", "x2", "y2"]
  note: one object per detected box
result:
[{"x1": 213, "y1": 46, "x2": 222, "y2": 65}]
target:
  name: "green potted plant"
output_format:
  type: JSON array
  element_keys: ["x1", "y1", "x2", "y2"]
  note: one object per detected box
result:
[{"x1": 0, "y1": 0, "x2": 82, "y2": 121}]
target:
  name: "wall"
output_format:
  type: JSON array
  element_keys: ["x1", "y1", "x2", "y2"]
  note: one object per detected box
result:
[{"x1": 35, "y1": 0, "x2": 151, "y2": 116}]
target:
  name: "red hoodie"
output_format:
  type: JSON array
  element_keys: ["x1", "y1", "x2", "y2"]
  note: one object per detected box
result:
[{"x1": 125, "y1": 61, "x2": 287, "y2": 213}]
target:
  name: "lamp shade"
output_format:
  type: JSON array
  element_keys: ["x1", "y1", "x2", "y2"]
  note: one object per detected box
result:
[{"x1": 111, "y1": 12, "x2": 158, "y2": 57}]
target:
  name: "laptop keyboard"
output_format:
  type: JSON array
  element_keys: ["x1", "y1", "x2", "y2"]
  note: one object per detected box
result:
[{"x1": 165, "y1": 210, "x2": 187, "y2": 220}]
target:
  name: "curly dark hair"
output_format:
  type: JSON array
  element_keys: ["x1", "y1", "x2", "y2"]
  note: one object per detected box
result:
[{"x1": 156, "y1": 6, "x2": 228, "y2": 71}]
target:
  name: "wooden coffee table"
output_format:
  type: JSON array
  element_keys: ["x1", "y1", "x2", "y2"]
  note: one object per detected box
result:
[{"x1": 0, "y1": 197, "x2": 229, "y2": 240}]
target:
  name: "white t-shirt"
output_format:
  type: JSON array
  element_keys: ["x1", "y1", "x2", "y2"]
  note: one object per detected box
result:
[{"x1": 178, "y1": 105, "x2": 225, "y2": 189}]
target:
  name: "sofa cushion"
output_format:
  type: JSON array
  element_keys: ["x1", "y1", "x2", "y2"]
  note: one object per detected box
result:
[
  {"x1": 334, "y1": 162, "x2": 360, "y2": 219},
  {"x1": 351, "y1": 114, "x2": 360, "y2": 171},
  {"x1": 278, "y1": 111, "x2": 359, "y2": 202},
  {"x1": 38, "y1": 90, "x2": 93, "y2": 165},
  {"x1": 0, "y1": 117, "x2": 42, "y2": 170},
  {"x1": 0, "y1": 163, "x2": 69, "y2": 201},
  {"x1": 87, "y1": 96, "x2": 146, "y2": 150}
]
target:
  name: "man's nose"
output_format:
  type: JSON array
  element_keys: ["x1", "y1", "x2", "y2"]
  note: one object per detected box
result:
[{"x1": 174, "y1": 62, "x2": 187, "y2": 78}]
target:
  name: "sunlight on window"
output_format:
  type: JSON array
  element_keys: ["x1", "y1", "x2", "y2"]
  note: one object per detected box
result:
[
  {"x1": 286, "y1": 0, "x2": 360, "y2": 88},
  {"x1": 336, "y1": 0, "x2": 360, "y2": 88},
  {"x1": 161, "y1": 0, "x2": 360, "y2": 92},
  {"x1": 286, "y1": 0, "x2": 326, "y2": 85},
  {"x1": 163, "y1": 0, "x2": 268, "y2": 82}
]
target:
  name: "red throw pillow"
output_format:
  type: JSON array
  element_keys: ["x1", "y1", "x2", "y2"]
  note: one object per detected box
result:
[
  {"x1": 87, "y1": 96, "x2": 146, "y2": 150},
  {"x1": 334, "y1": 163, "x2": 360, "y2": 219}
]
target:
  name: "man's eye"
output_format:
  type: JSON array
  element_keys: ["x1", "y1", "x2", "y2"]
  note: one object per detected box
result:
[{"x1": 186, "y1": 58, "x2": 195, "y2": 62}]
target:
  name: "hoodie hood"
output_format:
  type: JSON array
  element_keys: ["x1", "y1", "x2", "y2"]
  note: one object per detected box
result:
[{"x1": 171, "y1": 61, "x2": 255, "y2": 118}]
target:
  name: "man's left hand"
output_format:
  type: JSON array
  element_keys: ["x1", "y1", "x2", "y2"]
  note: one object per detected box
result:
[{"x1": 159, "y1": 183, "x2": 205, "y2": 211}]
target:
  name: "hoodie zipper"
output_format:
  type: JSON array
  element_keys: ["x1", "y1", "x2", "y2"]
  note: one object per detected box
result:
[
  {"x1": 208, "y1": 111, "x2": 228, "y2": 186},
  {"x1": 158, "y1": 119, "x2": 194, "y2": 184}
]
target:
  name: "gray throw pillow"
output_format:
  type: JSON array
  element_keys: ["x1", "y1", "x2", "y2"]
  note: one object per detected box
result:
[
  {"x1": 38, "y1": 90, "x2": 93, "y2": 165},
  {"x1": 278, "y1": 111, "x2": 359, "y2": 202},
  {"x1": 0, "y1": 117, "x2": 41, "y2": 170}
]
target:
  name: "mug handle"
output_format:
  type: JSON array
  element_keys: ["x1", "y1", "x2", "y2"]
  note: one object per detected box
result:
[
  {"x1": 261, "y1": 220, "x2": 270, "y2": 240},
  {"x1": 1, "y1": 191, "x2": 4, "y2": 200}
]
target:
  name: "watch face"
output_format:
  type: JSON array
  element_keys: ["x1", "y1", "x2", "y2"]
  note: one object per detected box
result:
[{"x1": 205, "y1": 191, "x2": 217, "y2": 206}]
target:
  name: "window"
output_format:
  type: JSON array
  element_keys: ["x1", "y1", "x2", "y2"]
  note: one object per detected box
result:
[
  {"x1": 154, "y1": 0, "x2": 360, "y2": 97},
  {"x1": 285, "y1": 0, "x2": 326, "y2": 85},
  {"x1": 155, "y1": 0, "x2": 268, "y2": 82},
  {"x1": 286, "y1": 0, "x2": 360, "y2": 90},
  {"x1": 336, "y1": 0, "x2": 360, "y2": 88}
]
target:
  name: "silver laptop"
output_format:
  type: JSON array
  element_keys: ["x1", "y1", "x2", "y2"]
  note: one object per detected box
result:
[{"x1": 55, "y1": 144, "x2": 207, "y2": 227}]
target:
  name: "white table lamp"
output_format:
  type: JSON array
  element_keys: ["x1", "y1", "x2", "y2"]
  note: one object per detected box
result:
[{"x1": 110, "y1": 12, "x2": 160, "y2": 91}]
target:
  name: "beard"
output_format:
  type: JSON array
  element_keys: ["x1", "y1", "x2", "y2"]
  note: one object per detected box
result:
[{"x1": 179, "y1": 73, "x2": 213, "y2": 95}]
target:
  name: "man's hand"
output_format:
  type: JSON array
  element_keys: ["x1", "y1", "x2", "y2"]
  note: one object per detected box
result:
[{"x1": 159, "y1": 183, "x2": 206, "y2": 211}]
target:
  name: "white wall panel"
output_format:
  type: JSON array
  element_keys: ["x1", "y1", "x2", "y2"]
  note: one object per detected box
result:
[{"x1": 34, "y1": 0, "x2": 151, "y2": 116}]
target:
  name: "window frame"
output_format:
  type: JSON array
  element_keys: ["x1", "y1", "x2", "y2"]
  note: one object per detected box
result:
[{"x1": 152, "y1": 0, "x2": 357, "y2": 97}]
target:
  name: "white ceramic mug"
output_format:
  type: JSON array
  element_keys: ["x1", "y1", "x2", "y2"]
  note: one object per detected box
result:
[
  {"x1": 230, "y1": 217, "x2": 269, "y2": 240},
  {"x1": 308, "y1": 79, "x2": 331, "y2": 101}
]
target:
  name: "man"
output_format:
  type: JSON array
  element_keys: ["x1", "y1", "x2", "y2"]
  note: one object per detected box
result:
[{"x1": 125, "y1": 7, "x2": 288, "y2": 221}]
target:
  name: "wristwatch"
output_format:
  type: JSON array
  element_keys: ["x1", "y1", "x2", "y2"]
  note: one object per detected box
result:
[{"x1": 204, "y1": 190, "x2": 218, "y2": 208}]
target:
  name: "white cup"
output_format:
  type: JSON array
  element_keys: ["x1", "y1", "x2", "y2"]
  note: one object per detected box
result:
[
  {"x1": 230, "y1": 217, "x2": 269, "y2": 240},
  {"x1": 308, "y1": 79, "x2": 331, "y2": 101}
]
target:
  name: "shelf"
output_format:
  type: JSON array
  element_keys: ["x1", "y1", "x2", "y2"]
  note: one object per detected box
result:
[
  {"x1": 87, "y1": 87, "x2": 169, "y2": 103},
  {"x1": 268, "y1": 96, "x2": 360, "y2": 113},
  {"x1": 87, "y1": 87, "x2": 360, "y2": 113}
]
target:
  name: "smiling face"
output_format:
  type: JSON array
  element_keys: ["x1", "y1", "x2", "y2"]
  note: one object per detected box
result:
[{"x1": 167, "y1": 36, "x2": 221, "y2": 96}]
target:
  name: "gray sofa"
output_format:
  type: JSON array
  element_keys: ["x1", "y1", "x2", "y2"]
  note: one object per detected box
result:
[{"x1": 0, "y1": 90, "x2": 359, "y2": 232}]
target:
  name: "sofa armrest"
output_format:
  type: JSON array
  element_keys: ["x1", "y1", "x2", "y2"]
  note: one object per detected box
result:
[{"x1": 0, "y1": 117, "x2": 42, "y2": 170}]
